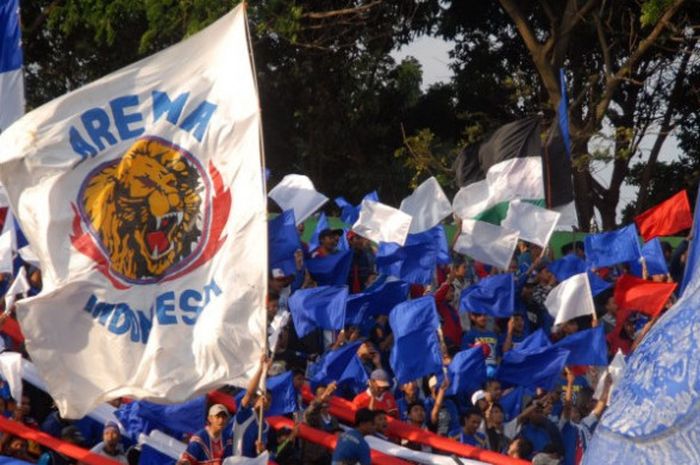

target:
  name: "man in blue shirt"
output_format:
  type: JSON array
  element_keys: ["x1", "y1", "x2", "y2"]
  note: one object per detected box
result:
[
  {"x1": 231, "y1": 356, "x2": 272, "y2": 458},
  {"x1": 455, "y1": 409, "x2": 487, "y2": 448},
  {"x1": 332, "y1": 408, "x2": 376, "y2": 465}
]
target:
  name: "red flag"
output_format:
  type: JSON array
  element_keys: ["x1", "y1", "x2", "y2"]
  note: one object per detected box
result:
[
  {"x1": 635, "y1": 190, "x2": 692, "y2": 241},
  {"x1": 614, "y1": 274, "x2": 676, "y2": 317}
]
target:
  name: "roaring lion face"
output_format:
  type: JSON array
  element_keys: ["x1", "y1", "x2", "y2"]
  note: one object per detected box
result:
[{"x1": 81, "y1": 138, "x2": 203, "y2": 281}]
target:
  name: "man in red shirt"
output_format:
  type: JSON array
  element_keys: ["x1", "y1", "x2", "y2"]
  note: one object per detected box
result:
[{"x1": 352, "y1": 369, "x2": 398, "y2": 417}]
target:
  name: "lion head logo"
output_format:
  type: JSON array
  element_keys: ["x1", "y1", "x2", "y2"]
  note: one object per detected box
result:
[{"x1": 71, "y1": 136, "x2": 230, "y2": 288}]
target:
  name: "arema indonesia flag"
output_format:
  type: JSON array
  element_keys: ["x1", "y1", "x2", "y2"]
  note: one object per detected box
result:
[{"x1": 0, "y1": 6, "x2": 267, "y2": 418}]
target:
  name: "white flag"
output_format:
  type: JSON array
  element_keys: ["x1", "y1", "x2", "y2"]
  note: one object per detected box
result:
[
  {"x1": 4, "y1": 266, "x2": 29, "y2": 311},
  {"x1": 0, "y1": 6, "x2": 266, "y2": 417},
  {"x1": 594, "y1": 349, "x2": 626, "y2": 406},
  {"x1": 0, "y1": 229, "x2": 12, "y2": 274},
  {"x1": 352, "y1": 200, "x2": 412, "y2": 246},
  {"x1": 453, "y1": 219, "x2": 518, "y2": 270},
  {"x1": 0, "y1": 352, "x2": 23, "y2": 403},
  {"x1": 501, "y1": 199, "x2": 560, "y2": 247},
  {"x1": 268, "y1": 174, "x2": 328, "y2": 225},
  {"x1": 400, "y1": 176, "x2": 452, "y2": 234},
  {"x1": 545, "y1": 273, "x2": 595, "y2": 326}
]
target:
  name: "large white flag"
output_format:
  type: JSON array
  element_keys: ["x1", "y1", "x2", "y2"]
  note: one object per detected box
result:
[
  {"x1": 0, "y1": 6, "x2": 266, "y2": 417},
  {"x1": 453, "y1": 219, "x2": 518, "y2": 270},
  {"x1": 501, "y1": 199, "x2": 560, "y2": 247},
  {"x1": 399, "y1": 176, "x2": 452, "y2": 234},
  {"x1": 0, "y1": 0, "x2": 25, "y2": 132},
  {"x1": 352, "y1": 199, "x2": 412, "y2": 246},
  {"x1": 268, "y1": 174, "x2": 328, "y2": 225},
  {"x1": 545, "y1": 272, "x2": 595, "y2": 326}
]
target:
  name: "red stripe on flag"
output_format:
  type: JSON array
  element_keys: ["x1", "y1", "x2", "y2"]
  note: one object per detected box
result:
[{"x1": 634, "y1": 190, "x2": 692, "y2": 241}]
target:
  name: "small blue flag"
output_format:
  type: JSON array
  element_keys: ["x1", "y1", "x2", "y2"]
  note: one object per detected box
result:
[
  {"x1": 431, "y1": 225, "x2": 451, "y2": 265},
  {"x1": 587, "y1": 270, "x2": 612, "y2": 297},
  {"x1": 309, "y1": 212, "x2": 329, "y2": 252},
  {"x1": 681, "y1": 188, "x2": 700, "y2": 295},
  {"x1": 553, "y1": 326, "x2": 607, "y2": 366},
  {"x1": 389, "y1": 296, "x2": 443, "y2": 384},
  {"x1": 309, "y1": 340, "x2": 364, "y2": 386},
  {"x1": 115, "y1": 396, "x2": 206, "y2": 442},
  {"x1": 585, "y1": 224, "x2": 641, "y2": 268},
  {"x1": 289, "y1": 285, "x2": 348, "y2": 338},
  {"x1": 338, "y1": 355, "x2": 370, "y2": 394},
  {"x1": 500, "y1": 386, "x2": 527, "y2": 422},
  {"x1": 307, "y1": 250, "x2": 353, "y2": 286},
  {"x1": 516, "y1": 328, "x2": 552, "y2": 353},
  {"x1": 559, "y1": 68, "x2": 572, "y2": 156},
  {"x1": 268, "y1": 210, "x2": 300, "y2": 276},
  {"x1": 629, "y1": 237, "x2": 669, "y2": 277},
  {"x1": 345, "y1": 280, "x2": 410, "y2": 326},
  {"x1": 459, "y1": 273, "x2": 514, "y2": 317},
  {"x1": 446, "y1": 346, "x2": 487, "y2": 396},
  {"x1": 266, "y1": 371, "x2": 299, "y2": 416},
  {"x1": 497, "y1": 345, "x2": 569, "y2": 390},
  {"x1": 376, "y1": 227, "x2": 445, "y2": 285},
  {"x1": 549, "y1": 254, "x2": 587, "y2": 283}
]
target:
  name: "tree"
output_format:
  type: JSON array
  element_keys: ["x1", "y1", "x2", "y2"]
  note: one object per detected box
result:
[{"x1": 436, "y1": 0, "x2": 698, "y2": 229}]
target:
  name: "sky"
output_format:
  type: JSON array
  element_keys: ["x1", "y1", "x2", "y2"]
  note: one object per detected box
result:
[{"x1": 392, "y1": 35, "x2": 684, "y2": 224}]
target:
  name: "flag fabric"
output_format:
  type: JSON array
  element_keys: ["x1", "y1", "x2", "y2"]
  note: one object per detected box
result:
[
  {"x1": 335, "y1": 191, "x2": 378, "y2": 226},
  {"x1": 306, "y1": 250, "x2": 353, "y2": 286},
  {"x1": 308, "y1": 340, "x2": 363, "y2": 387},
  {"x1": 4, "y1": 266, "x2": 29, "y2": 310},
  {"x1": 352, "y1": 199, "x2": 412, "y2": 246},
  {"x1": 268, "y1": 210, "x2": 300, "y2": 277},
  {"x1": 266, "y1": 371, "x2": 299, "y2": 416},
  {"x1": 634, "y1": 190, "x2": 692, "y2": 241},
  {"x1": 0, "y1": 6, "x2": 266, "y2": 418},
  {"x1": 0, "y1": 0, "x2": 24, "y2": 132},
  {"x1": 545, "y1": 273, "x2": 596, "y2": 326},
  {"x1": 614, "y1": 274, "x2": 676, "y2": 318},
  {"x1": 517, "y1": 329, "x2": 552, "y2": 353},
  {"x1": 0, "y1": 351, "x2": 22, "y2": 402},
  {"x1": 336, "y1": 355, "x2": 369, "y2": 394},
  {"x1": 116, "y1": 396, "x2": 206, "y2": 442},
  {"x1": 681, "y1": 188, "x2": 700, "y2": 295},
  {"x1": 0, "y1": 229, "x2": 12, "y2": 274},
  {"x1": 500, "y1": 386, "x2": 527, "y2": 422},
  {"x1": 344, "y1": 280, "x2": 409, "y2": 325},
  {"x1": 497, "y1": 345, "x2": 570, "y2": 390},
  {"x1": 553, "y1": 326, "x2": 607, "y2": 366},
  {"x1": 557, "y1": 69, "x2": 572, "y2": 157},
  {"x1": 446, "y1": 346, "x2": 487, "y2": 396},
  {"x1": 389, "y1": 296, "x2": 443, "y2": 384},
  {"x1": 588, "y1": 271, "x2": 613, "y2": 297},
  {"x1": 268, "y1": 174, "x2": 328, "y2": 225},
  {"x1": 375, "y1": 228, "x2": 445, "y2": 285},
  {"x1": 548, "y1": 254, "x2": 587, "y2": 283},
  {"x1": 542, "y1": 71, "x2": 574, "y2": 210},
  {"x1": 399, "y1": 177, "x2": 452, "y2": 234},
  {"x1": 308, "y1": 212, "x2": 328, "y2": 252},
  {"x1": 459, "y1": 273, "x2": 514, "y2": 318},
  {"x1": 501, "y1": 199, "x2": 560, "y2": 247},
  {"x1": 17, "y1": 246, "x2": 39, "y2": 268},
  {"x1": 629, "y1": 238, "x2": 669, "y2": 277},
  {"x1": 584, "y1": 225, "x2": 641, "y2": 268},
  {"x1": 454, "y1": 219, "x2": 518, "y2": 271},
  {"x1": 288, "y1": 285, "x2": 348, "y2": 338}
]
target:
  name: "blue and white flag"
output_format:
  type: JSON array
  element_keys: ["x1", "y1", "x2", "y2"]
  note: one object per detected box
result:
[
  {"x1": 0, "y1": 0, "x2": 24, "y2": 132},
  {"x1": 335, "y1": 191, "x2": 378, "y2": 226},
  {"x1": 0, "y1": 6, "x2": 266, "y2": 418}
]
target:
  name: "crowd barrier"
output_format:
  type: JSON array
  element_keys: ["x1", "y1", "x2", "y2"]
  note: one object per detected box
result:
[{"x1": 300, "y1": 386, "x2": 531, "y2": 465}]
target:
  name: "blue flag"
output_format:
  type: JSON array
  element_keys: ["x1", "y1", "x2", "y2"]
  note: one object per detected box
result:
[
  {"x1": 335, "y1": 191, "x2": 379, "y2": 225},
  {"x1": 115, "y1": 396, "x2": 206, "y2": 442},
  {"x1": 389, "y1": 296, "x2": 443, "y2": 384},
  {"x1": 307, "y1": 250, "x2": 353, "y2": 286},
  {"x1": 500, "y1": 386, "x2": 528, "y2": 422},
  {"x1": 376, "y1": 227, "x2": 445, "y2": 285},
  {"x1": 559, "y1": 68, "x2": 572, "y2": 156},
  {"x1": 268, "y1": 210, "x2": 300, "y2": 276},
  {"x1": 139, "y1": 445, "x2": 176, "y2": 465},
  {"x1": 431, "y1": 225, "x2": 451, "y2": 265},
  {"x1": 446, "y1": 346, "x2": 487, "y2": 396},
  {"x1": 554, "y1": 326, "x2": 607, "y2": 366},
  {"x1": 309, "y1": 340, "x2": 364, "y2": 387},
  {"x1": 497, "y1": 345, "x2": 570, "y2": 390},
  {"x1": 516, "y1": 328, "x2": 552, "y2": 353},
  {"x1": 630, "y1": 238, "x2": 669, "y2": 277},
  {"x1": 549, "y1": 254, "x2": 587, "y2": 283},
  {"x1": 585, "y1": 224, "x2": 641, "y2": 268},
  {"x1": 266, "y1": 371, "x2": 299, "y2": 416},
  {"x1": 459, "y1": 273, "x2": 514, "y2": 317},
  {"x1": 345, "y1": 280, "x2": 410, "y2": 326},
  {"x1": 289, "y1": 285, "x2": 348, "y2": 338},
  {"x1": 309, "y1": 212, "x2": 329, "y2": 252},
  {"x1": 338, "y1": 355, "x2": 370, "y2": 394},
  {"x1": 588, "y1": 271, "x2": 612, "y2": 297}
]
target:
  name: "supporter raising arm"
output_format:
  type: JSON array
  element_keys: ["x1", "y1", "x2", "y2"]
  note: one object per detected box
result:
[{"x1": 232, "y1": 354, "x2": 273, "y2": 457}]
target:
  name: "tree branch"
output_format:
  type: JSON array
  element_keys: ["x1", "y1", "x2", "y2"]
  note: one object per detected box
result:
[{"x1": 301, "y1": 1, "x2": 383, "y2": 20}]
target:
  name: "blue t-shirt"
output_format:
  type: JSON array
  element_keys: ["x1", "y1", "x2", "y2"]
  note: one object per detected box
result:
[
  {"x1": 332, "y1": 428, "x2": 371, "y2": 465},
  {"x1": 458, "y1": 431, "x2": 487, "y2": 448},
  {"x1": 462, "y1": 328, "x2": 499, "y2": 365}
]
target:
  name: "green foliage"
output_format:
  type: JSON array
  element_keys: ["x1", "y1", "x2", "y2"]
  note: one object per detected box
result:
[{"x1": 640, "y1": 0, "x2": 676, "y2": 26}]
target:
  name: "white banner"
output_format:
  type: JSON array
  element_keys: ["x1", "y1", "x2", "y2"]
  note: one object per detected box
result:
[{"x1": 0, "y1": 6, "x2": 266, "y2": 418}]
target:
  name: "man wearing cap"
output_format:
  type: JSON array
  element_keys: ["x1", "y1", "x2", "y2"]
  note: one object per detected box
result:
[
  {"x1": 352, "y1": 369, "x2": 398, "y2": 417},
  {"x1": 179, "y1": 405, "x2": 232, "y2": 465},
  {"x1": 90, "y1": 422, "x2": 128, "y2": 464},
  {"x1": 312, "y1": 229, "x2": 342, "y2": 258},
  {"x1": 331, "y1": 408, "x2": 376, "y2": 465}
]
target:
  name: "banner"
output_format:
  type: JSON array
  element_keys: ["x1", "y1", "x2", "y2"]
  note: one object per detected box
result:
[{"x1": 0, "y1": 6, "x2": 266, "y2": 417}]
